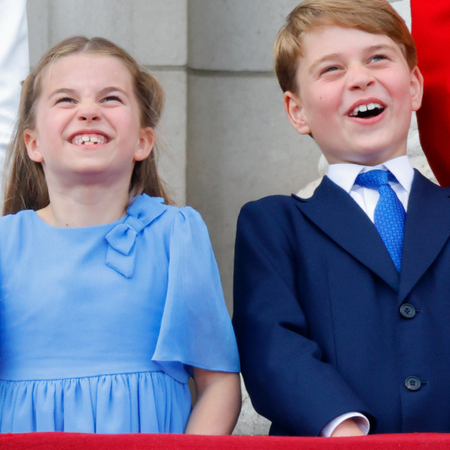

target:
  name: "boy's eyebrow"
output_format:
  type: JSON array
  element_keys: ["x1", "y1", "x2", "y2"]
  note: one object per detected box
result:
[
  {"x1": 308, "y1": 44, "x2": 399, "y2": 75},
  {"x1": 309, "y1": 53, "x2": 341, "y2": 75}
]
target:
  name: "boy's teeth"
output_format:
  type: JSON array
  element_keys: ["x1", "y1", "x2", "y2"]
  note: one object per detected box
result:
[
  {"x1": 72, "y1": 134, "x2": 106, "y2": 145},
  {"x1": 349, "y1": 102, "x2": 383, "y2": 117}
]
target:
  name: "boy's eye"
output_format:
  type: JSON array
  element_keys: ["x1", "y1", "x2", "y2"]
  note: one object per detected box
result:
[
  {"x1": 320, "y1": 65, "x2": 340, "y2": 75},
  {"x1": 370, "y1": 54, "x2": 388, "y2": 63}
]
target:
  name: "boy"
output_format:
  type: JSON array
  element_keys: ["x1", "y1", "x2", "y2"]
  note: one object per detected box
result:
[{"x1": 233, "y1": 0, "x2": 450, "y2": 437}]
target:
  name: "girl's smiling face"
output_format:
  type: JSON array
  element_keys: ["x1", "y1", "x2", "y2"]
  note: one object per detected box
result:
[{"x1": 24, "y1": 53, "x2": 154, "y2": 189}]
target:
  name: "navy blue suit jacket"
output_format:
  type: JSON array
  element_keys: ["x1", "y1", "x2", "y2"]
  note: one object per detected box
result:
[{"x1": 233, "y1": 170, "x2": 450, "y2": 436}]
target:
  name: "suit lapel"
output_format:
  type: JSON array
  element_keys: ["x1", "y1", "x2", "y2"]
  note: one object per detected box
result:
[
  {"x1": 399, "y1": 170, "x2": 450, "y2": 301},
  {"x1": 293, "y1": 176, "x2": 400, "y2": 292}
]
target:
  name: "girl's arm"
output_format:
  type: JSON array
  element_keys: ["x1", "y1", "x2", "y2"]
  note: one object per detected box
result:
[{"x1": 185, "y1": 368, "x2": 241, "y2": 435}]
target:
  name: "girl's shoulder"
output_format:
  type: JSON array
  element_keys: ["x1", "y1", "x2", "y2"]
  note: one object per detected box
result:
[
  {"x1": 129, "y1": 194, "x2": 207, "y2": 230},
  {"x1": 0, "y1": 210, "x2": 36, "y2": 255},
  {"x1": 0, "y1": 209, "x2": 34, "y2": 229}
]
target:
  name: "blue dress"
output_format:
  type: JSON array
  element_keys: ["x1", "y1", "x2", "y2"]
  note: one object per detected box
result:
[{"x1": 0, "y1": 194, "x2": 240, "y2": 433}]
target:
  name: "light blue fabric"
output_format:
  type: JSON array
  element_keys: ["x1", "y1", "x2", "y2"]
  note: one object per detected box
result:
[{"x1": 0, "y1": 194, "x2": 239, "y2": 433}]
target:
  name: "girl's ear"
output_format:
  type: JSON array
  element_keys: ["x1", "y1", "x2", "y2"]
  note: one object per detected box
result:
[
  {"x1": 24, "y1": 129, "x2": 44, "y2": 163},
  {"x1": 134, "y1": 127, "x2": 154, "y2": 162},
  {"x1": 284, "y1": 91, "x2": 311, "y2": 135},
  {"x1": 410, "y1": 66, "x2": 424, "y2": 112}
]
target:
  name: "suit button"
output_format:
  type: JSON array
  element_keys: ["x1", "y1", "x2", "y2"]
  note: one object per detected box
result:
[
  {"x1": 405, "y1": 376, "x2": 421, "y2": 391},
  {"x1": 399, "y1": 303, "x2": 416, "y2": 319}
]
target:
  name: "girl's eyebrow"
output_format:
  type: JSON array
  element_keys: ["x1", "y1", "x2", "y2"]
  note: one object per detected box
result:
[
  {"x1": 48, "y1": 88, "x2": 77, "y2": 99},
  {"x1": 48, "y1": 86, "x2": 129, "y2": 99},
  {"x1": 98, "y1": 86, "x2": 129, "y2": 98}
]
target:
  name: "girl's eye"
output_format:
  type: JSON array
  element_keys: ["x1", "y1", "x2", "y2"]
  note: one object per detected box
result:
[
  {"x1": 101, "y1": 95, "x2": 122, "y2": 103},
  {"x1": 55, "y1": 97, "x2": 75, "y2": 104}
]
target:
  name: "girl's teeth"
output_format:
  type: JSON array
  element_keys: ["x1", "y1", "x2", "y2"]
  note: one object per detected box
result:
[{"x1": 72, "y1": 135, "x2": 106, "y2": 145}]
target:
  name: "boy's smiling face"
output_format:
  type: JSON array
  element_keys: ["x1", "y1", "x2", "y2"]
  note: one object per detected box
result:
[{"x1": 284, "y1": 25, "x2": 423, "y2": 166}]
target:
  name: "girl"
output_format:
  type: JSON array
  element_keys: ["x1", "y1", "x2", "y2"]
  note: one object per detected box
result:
[{"x1": 0, "y1": 36, "x2": 241, "y2": 434}]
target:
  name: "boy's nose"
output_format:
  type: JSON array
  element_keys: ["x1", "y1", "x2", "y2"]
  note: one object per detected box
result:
[{"x1": 347, "y1": 64, "x2": 375, "y2": 91}]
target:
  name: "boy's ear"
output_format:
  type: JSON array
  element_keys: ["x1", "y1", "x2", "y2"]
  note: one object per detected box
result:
[
  {"x1": 24, "y1": 129, "x2": 44, "y2": 163},
  {"x1": 410, "y1": 66, "x2": 424, "y2": 112},
  {"x1": 284, "y1": 91, "x2": 311, "y2": 135},
  {"x1": 134, "y1": 127, "x2": 154, "y2": 162}
]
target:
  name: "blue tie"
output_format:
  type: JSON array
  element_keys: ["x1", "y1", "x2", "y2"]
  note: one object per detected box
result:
[{"x1": 354, "y1": 170, "x2": 405, "y2": 272}]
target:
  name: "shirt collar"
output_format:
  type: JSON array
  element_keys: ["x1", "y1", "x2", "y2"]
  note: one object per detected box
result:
[{"x1": 327, "y1": 155, "x2": 414, "y2": 194}]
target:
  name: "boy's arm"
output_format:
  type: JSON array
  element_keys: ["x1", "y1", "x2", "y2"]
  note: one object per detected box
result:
[
  {"x1": 233, "y1": 198, "x2": 373, "y2": 436},
  {"x1": 324, "y1": 414, "x2": 369, "y2": 437},
  {"x1": 329, "y1": 418, "x2": 366, "y2": 437}
]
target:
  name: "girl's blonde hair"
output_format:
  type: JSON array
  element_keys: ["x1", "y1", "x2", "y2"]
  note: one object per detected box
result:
[
  {"x1": 274, "y1": 0, "x2": 417, "y2": 94},
  {"x1": 3, "y1": 36, "x2": 171, "y2": 215}
]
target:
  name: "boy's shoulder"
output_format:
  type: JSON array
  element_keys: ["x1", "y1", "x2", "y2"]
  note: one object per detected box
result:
[
  {"x1": 240, "y1": 194, "x2": 301, "y2": 215},
  {"x1": 239, "y1": 177, "x2": 338, "y2": 217},
  {"x1": 237, "y1": 194, "x2": 319, "y2": 233}
]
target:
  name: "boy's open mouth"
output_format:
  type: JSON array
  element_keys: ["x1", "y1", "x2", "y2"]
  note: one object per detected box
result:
[{"x1": 348, "y1": 103, "x2": 384, "y2": 119}]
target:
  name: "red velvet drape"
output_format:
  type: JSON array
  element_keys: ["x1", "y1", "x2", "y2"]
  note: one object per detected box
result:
[
  {"x1": 1, "y1": 432, "x2": 450, "y2": 450},
  {"x1": 412, "y1": 0, "x2": 450, "y2": 186}
]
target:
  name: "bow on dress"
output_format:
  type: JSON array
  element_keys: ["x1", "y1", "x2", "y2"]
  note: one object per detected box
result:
[{"x1": 104, "y1": 195, "x2": 166, "y2": 278}]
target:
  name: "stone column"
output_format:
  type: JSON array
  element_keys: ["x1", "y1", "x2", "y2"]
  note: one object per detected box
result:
[{"x1": 187, "y1": 0, "x2": 322, "y2": 311}]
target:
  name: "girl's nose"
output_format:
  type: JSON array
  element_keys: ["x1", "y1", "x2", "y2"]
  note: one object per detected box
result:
[{"x1": 77, "y1": 104, "x2": 101, "y2": 121}]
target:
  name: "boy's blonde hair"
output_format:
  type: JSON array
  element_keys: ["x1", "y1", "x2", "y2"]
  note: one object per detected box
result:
[
  {"x1": 3, "y1": 36, "x2": 171, "y2": 215},
  {"x1": 274, "y1": 0, "x2": 417, "y2": 93}
]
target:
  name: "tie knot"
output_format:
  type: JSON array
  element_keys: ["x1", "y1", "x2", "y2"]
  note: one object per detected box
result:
[{"x1": 355, "y1": 170, "x2": 397, "y2": 190}]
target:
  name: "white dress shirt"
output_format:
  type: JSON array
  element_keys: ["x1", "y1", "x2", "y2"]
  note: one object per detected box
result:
[
  {"x1": 320, "y1": 155, "x2": 414, "y2": 437},
  {"x1": 327, "y1": 155, "x2": 414, "y2": 222}
]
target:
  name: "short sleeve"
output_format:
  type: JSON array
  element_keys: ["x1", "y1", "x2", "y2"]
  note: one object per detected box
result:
[{"x1": 152, "y1": 207, "x2": 240, "y2": 374}]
